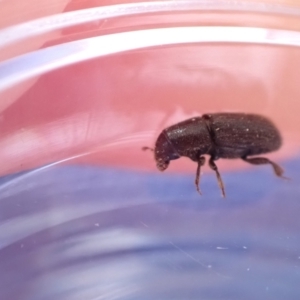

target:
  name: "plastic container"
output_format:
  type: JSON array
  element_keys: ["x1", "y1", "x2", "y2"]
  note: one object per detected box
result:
[{"x1": 0, "y1": 1, "x2": 300, "y2": 299}]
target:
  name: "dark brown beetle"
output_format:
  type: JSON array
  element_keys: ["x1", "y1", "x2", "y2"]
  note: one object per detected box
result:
[{"x1": 143, "y1": 113, "x2": 286, "y2": 197}]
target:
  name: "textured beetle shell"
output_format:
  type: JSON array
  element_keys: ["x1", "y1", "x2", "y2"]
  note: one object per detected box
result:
[
  {"x1": 154, "y1": 113, "x2": 282, "y2": 164},
  {"x1": 162, "y1": 117, "x2": 211, "y2": 161},
  {"x1": 207, "y1": 113, "x2": 282, "y2": 158}
]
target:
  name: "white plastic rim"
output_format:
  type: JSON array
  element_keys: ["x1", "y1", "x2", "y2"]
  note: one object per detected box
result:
[
  {"x1": 1, "y1": 0, "x2": 300, "y2": 48},
  {"x1": 1, "y1": 26, "x2": 300, "y2": 91}
]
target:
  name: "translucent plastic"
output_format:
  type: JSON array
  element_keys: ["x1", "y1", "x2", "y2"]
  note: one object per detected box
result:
[{"x1": 0, "y1": 1, "x2": 300, "y2": 300}]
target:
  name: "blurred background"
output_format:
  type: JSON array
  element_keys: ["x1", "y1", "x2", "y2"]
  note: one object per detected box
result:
[{"x1": 0, "y1": 1, "x2": 300, "y2": 299}]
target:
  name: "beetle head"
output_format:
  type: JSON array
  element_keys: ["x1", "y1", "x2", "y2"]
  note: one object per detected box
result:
[{"x1": 154, "y1": 131, "x2": 180, "y2": 171}]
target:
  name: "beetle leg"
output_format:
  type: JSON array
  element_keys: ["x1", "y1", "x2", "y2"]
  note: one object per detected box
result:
[
  {"x1": 242, "y1": 156, "x2": 287, "y2": 179},
  {"x1": 209, "y1": 157, "x2": 226, "y2": 198},
  {"x1": 195, "y1": 156, "x2": 206, "y2": 195}
]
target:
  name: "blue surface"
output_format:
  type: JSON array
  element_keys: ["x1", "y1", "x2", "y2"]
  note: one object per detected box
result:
[{"x1": 0, "y1": 158, "x2": 299, "y2": 300}]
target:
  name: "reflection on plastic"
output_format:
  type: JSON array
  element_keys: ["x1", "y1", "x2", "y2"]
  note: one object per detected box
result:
[
  {"x1": 2, "y1": 26, "x2": 300, "y2": 91},
  {"x1": 0, "y1": 158, "x2": 299, "y2": 300}
]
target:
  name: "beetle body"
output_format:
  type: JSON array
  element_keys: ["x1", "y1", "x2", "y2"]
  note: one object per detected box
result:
[{"x1": 145, "y1": 113, "x2": 284, "y2": 197}]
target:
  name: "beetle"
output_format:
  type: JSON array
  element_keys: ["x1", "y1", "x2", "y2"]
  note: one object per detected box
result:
[{"x1": 143, "y1": 113, "x2": 286, "y2": 197}]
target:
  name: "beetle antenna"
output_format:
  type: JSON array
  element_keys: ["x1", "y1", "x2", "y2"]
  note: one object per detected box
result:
[
  {"x1": 209, "y1": 157, "x2": 226, "y2": 198},
  {"x1": 142, "y1": 146, "x2": 154, "y2": 152}
]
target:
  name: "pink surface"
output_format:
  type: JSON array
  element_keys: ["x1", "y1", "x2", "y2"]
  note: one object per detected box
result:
[{"x1": 0, "y1": 1, "x2": 300, "y2": 177}]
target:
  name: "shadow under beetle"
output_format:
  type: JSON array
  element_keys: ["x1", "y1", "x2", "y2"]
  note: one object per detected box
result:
[{"x1": 143, "y1": 113, "x2": 286, "y2": 197}]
